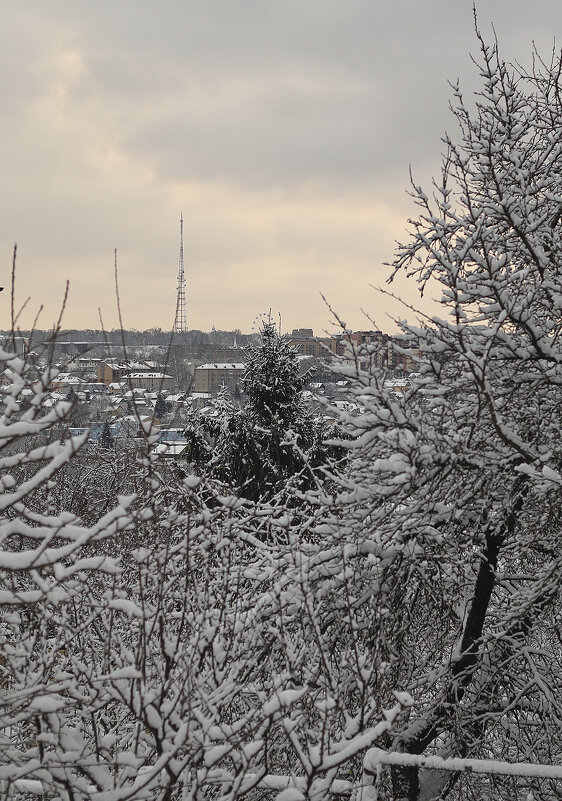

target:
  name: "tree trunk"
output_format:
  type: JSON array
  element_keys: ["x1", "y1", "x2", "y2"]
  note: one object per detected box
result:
[{"x1": 387, "y1": 485, "x2": 525, "y2": 799}]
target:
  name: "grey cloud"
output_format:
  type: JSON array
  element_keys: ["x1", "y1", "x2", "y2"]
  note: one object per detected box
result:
[
  {"x1": 51, "y1": 1, "x2": 558, "y2": 191},
  {"x1": 2, "y1": 0, "x2": 561, "y2": 331},
  {"x1": 6, "y1": 1, "x2": 560, "y2": 194}
]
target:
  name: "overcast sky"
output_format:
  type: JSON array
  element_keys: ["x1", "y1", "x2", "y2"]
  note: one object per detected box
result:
[{"x1": 2, "y1": 2, "x2": 560, "y2": 334}]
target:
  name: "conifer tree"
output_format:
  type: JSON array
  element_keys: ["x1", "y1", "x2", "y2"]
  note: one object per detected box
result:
[
  {"x1": 184, "y1": 319, "x2": 339, "y2": 501},
  {"x1": 99, "y1": 419, "x2": 113, "y2": 449},
  {"x1": 243, "y1": 319, "x2": 306, "y2": 429},
  {"x1": 153, "y1": 393, "x2": 168, "y2": 420}
]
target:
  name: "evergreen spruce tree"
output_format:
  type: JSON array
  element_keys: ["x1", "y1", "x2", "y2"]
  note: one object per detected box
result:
[
  {"x1": 220, "y1": 320, "x2": 310, "y2": 499},
  {"x1": 243, "y1": 320, "x2": 306, "y2": 429},
  {"x1": 185, "y1": 319, "x2": 341, "y2": 502},
  {"x1": 153, "y1": 393, "x2": 168, "y2": 420},
  {"x1": 99, "y1": 420, "x2": 114, "y2": 450}
]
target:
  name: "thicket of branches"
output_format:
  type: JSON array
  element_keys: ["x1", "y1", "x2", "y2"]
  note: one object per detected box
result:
[{"x1": 2, "y1": 27, "x2": 562, "y2": 801}]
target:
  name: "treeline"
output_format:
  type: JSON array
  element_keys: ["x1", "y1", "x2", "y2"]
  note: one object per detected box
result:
[{"x1": 1, "y1": 327, "x2": 256, "y2": 348}]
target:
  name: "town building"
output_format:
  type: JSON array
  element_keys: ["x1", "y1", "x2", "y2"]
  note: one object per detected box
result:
[
  {"x1": 66, "y1": 356, "x2": 103, "y2": 374},
  {"x1": 125, "y1": 372, "x2": 174, "y2": 391},
  {"x1": 288, "y1": 329, "x2": 343, "y2": 358},
  {"x1": 97, "y1": 360, "x2": 160, "y2": 385},
  {"x1": 193, "y1": 363, "x2": 245, "y2": 393},
  {"x1": 211, "y1": 346, "x2": 246, "y2": 363}
]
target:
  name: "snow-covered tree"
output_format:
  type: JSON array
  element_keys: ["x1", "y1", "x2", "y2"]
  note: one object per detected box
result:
[
  {"x1": 320, "y1": 28, "x2": 562, "y2": 800},
  {"x1": 0, "y1": 322, "x2": 381, "y2": 799},
  {"x1": 0, "y1": 339, "x2": 133, "y2": 794},
  {"x1": 243, "y1": 318, "x2": 306, "y2": 429},
  {"x1": 185, "y1": 320, "x2": 341, "y2": 503},
  {"x1": 99, "y1": 419, "x2": 114, "y2": 450},
  {"x1": 153, "y1": 393, "x2": 169, "y2": 420}
]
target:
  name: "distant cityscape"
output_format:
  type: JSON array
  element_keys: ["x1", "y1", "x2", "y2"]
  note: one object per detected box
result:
[{"x1": 3, "y1": 326, "x2": 420, "y2": 451}]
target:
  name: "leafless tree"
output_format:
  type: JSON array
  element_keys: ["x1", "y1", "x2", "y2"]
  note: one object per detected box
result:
[{"x1": 322, "y1": 24, "x2": 562, "y2": 800}]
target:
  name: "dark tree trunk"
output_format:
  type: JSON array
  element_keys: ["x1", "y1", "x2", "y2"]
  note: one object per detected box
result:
[
  {"x1": 391, "y1": 765, "x2": 420, "y2": 801},
  {"x1": 386, "y1": 484, "x2": 526, "y2": 799}
]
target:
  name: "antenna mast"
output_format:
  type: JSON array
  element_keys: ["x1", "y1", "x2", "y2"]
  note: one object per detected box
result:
[{"x1": 173, "y1": 211, "x2": 187, "y2": 333}]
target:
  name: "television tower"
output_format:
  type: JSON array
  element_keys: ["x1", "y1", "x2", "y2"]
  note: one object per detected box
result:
[{"x1": 173, "y1": 211, "x2": 187, "y2": 333}]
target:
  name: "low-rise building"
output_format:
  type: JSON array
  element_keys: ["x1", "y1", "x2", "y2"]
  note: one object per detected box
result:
[
  {"x1": 193, "y1": 363, "x2": 245, "y2": 393},
  {"x1": 126, "y1": 372, "x2": 174, "y2": 391},
  {"x1": 67, "y1": 357, "x2": 103, "y2": 374},
  {"x1": 50, "y1": 374, "x2": 84, "y2": 393},
  {"x1": 211, "y1": 346, "x2": 246, "y2": 363},
  {"x1": 97, "y1": 360, "x2": 161, "y2": 385},
  {"x1": 98, "y1": 361, "x2": 132, "y2": 384},
  {"x1": 288, "y1": 329, "x2": 343, "y2": 357}
]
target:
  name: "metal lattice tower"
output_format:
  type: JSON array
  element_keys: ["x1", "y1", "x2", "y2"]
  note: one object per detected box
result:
[{"x1": 173, "y1": 211, "x2": 187, "y2": 333}]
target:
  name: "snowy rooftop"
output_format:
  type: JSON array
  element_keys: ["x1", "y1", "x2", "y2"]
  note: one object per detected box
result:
[
  {"x1": 152, "y1": 442, "x2": 187, "y2": 457},
  {"x1": 196, "y1": 363, "x2": 245, "y2": 371},
  {"x1": 52, "y1": 373, "x2": 83, "y2": 383},
  {"x1": 127, "y1": 372, "x2": 173, "y2": 379}
]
